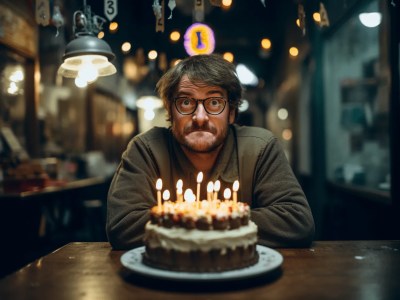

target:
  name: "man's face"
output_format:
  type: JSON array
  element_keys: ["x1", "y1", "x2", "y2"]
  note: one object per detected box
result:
[{"x1": 171, "y1": 76, "x2": 235, "y2": 153}]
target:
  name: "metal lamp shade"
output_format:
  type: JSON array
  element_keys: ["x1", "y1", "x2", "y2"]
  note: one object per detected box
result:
[{"x1": 58, "y1": 36, "x2": 117, "y2": 78}]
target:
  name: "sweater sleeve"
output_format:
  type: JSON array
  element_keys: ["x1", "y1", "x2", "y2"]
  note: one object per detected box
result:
[
  {"x1": 250, "y1": 137, "x2": 315, "y2": 248},
  {"x1": 106, "y1": 136, "x2": 159, "y2": 250}
]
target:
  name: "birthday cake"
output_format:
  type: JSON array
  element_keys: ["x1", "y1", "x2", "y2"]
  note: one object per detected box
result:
[{"x1": 143, "y1": 179, "x2": 259, "y2": 272}]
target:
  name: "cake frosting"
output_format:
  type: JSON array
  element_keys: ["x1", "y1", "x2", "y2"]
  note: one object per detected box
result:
[
  {"x1": 145, "y1": 220, "x2": 258, "y2": 252},
  {"x1": 143, "y1": 198, "x2": 259, "y2": 272}
]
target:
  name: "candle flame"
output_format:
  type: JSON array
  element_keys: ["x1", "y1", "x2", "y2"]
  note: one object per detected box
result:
[
  {"x1": 214, "y1": 180, "x2": 221, "y2": 192},
  {"x1": 207, "y1": 181, "x2": 214, "y2": 192},
  {"x1": 162, "y1": 189, "x2": 170, "y2": 201},
  {"x1": 156, "y1": 178, "x2": 162, "y2": 190},
  {"x1": 176, "y1": 179, "x2": 183, "y2": 189},
  {"x1": 184, "y1": 188, "x2": 195, "y2": 203},
  {"x1": 197, "y1": 171, "x2": 203, "y2": 183},
  {"x1": 223, "y1": 188, "x2": 231, "y2": 200},
  {"x1": 233, "y1": 180, "x2": 239, "y2": 192}
]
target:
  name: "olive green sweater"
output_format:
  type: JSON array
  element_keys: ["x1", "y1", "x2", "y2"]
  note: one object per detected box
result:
[{"x1": 106, "y1": 124, "x2": 315, "y2": 249}]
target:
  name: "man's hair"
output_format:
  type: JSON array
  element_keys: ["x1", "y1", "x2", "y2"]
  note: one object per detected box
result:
[{"x1": 156, "y1": 54, "x2": 243, "y2": 121}]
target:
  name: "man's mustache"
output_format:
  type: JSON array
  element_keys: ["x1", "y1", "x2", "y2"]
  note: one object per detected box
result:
[{"x1": 184, "y1": 124, "x2": 216, "y2": 134}]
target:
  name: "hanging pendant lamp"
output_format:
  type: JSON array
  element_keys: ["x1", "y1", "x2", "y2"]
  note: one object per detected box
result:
[{"x1": 58, "y1": 0, "x2": 116, "y2": 83}]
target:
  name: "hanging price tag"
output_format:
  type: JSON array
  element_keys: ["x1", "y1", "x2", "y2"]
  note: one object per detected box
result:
[
  {"x1": 154, "y1": 0, "x2": 165, "y2": 32},
  {"x1": 35, "y1": 0, "x2": 50, "y2": 26},
  {"x1": 319, "y1": 2, "x2": 330, "y2": 27},
  {"x1": 298, "y1": 4, "x2": 306, "y2": 36},
  {"x1": 168, "y1": 0, "x2": 176, "y2": 19},
  {"x1": 104, "y1": 0, "x2": 118, "y2": 21}
]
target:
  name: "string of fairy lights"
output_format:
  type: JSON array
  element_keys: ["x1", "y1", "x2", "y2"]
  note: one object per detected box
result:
[
  {"x1": 97, "y1": 0, "x2": 333, "y2": 62},
  {"x1": 34, "y1": 0, "x2": 397, "y2": 87}
]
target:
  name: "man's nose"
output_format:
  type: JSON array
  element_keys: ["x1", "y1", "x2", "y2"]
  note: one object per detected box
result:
[{"x1": 192, "y1": 102, "x2": 209, "y2": 124}]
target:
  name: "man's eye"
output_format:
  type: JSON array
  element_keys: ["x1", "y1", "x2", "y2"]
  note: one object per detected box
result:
[
  {"x1": 182, "y1": 99, "x2": 192, "y2": 106},
  {"x1": 209, "y1": 98, "x2": 221, "y2": 106}
]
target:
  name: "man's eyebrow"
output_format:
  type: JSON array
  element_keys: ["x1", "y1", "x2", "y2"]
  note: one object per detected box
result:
[
  {"x1": 175, "y1": 91, "x2": 192, "y2": 96},
  {"x1": 205, "y1": 89, "x2": 225, "y2": 96},
  {"x1": 176, "y1": 89, "x2": 225, "y2": 97}
]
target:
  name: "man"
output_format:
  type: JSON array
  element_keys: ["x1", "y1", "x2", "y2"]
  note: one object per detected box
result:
[{"x1": 106, "y1": 54, "x2": 315, "y2": 249}]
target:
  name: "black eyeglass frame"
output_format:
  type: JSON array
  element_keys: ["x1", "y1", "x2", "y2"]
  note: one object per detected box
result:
[{"x1": 173, "y1": 96, "x2": 228, "y2": 115}]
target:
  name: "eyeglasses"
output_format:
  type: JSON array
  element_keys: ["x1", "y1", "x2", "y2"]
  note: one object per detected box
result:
[{"x1": 174, "y1": 97, "x2": 228, "y2": 115}]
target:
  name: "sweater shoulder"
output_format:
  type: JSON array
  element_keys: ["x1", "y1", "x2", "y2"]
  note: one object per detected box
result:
[
  {"x1": 232, "y1": 124, "x2": 275, "y2": 144},
  {"x1": 134, "y1": 127, "x2": 170, "y2": 144}
]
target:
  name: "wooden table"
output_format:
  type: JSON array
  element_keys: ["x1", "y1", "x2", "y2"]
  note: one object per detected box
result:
[
  {"x1": 1, "y1": 241, "x2": 399, "y2": 299},
  {"x1": 0, "y1": 176, "x2": 107, "y2": 200},
  {"x1": 0, "y1": 177, "x2": 110, "y2": 277}
]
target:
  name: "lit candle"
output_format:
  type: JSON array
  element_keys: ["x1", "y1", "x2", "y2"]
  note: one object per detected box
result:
[
  {"x1": 207, "y1": 181, "x2": 214, "y2": 202},
  {"x1": 184, "y1": 188, "x2": 195, "y2": 205},
  {"x1": 196, "y1": 172, "x2": 203, "y2": 207},
  {"x1": 233, "y1": 180, "x2": 239, "y2": 205},
  {"x1": 163, "y1": 189, "x2": 170, "y2": 201},
  {"x1": 214, "y1": 180, "x2": 220, "y2": 201},
  {"x1": 176, "y1": 179, "x2": 183, "y2": 203},
  {"x1": 223, "y1": 188, "x2": 231, "y2": 201},
  {"x1": 156, "y1": 178, "x2": 162, "y2": 211}
]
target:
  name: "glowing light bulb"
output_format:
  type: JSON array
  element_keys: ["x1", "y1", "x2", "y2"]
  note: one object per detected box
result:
[
  {"x1": 289, "y1": 47, "x2": 299, "y2": 57},
  {"x1": 144, "y1": 109, "x2": 155, "y2": 121},
  {"x1": 77, "y1": 63, "x2": 98, "y2": 83},
  {"x1": 359, "y1": 12, "x2": 381, "y2": 28},
  {"x1": 170, "y1": 31, "x2": 180, "y2": 42},
  {"x1": 75, "y1": 77, "x2": 87, "y2": 88},
  {"x1": 223, "y1": 52, "x2": 234, "y2": 62}
]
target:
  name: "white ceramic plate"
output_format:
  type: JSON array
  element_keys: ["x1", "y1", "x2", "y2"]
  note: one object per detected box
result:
[{"x1": 120, "y1": 245, "x2": 283, "y2": 282}]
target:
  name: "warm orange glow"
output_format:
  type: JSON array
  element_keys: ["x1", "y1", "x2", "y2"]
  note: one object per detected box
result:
[
  {"x1": 196, "y1": 172, "x2": 203, "y2": 204},
  {"x1": 109, "y1": 22, "x2": 118, "y2": 33},
  {"x1": 296, "y1": 18, "x2": 300, "y2": 27},
  {"x1": 223, "y1": 52, "x2": 234, "y2": 62},
  {"x1": 112, "y1": 123, "x2": 121, "y2": 135},
  {"x1": 97, "y1": 31, "x2": 105, "y2": 39},
  {"x1": 222, "y1": 0, "x2": 232, "y2": 8},
  {"x1": 148, "y1": 50, "x2": 158, "y2": 60},
  {"x1": 172, "y1": 59, "x2": 181, "y2": 66},
  {"x1": 313, "y1": 12, "x2": 321, "y2": 22},
  {"x1": 289, "y1": 47, "x2": 299, "y2": 57},
  {"x1": 156, "y1": 178, "x2": 162, "y2": 209},
  {"x1": 176, "y1": 179, "x2": 183, "y2": 203},
  {"x1": 282, "y1": 129, "x2": 293, "y2": 140},
  {"x1": 121, "y1": 42, "x2": 131, "y2": 53},
  {"x1": 170, "y1": 31, "x2": 180, "y2": 42},
  {"x1": 213, "y1": 180, "x2": 220, "y2": 201},
  {"x1": 232, "y1": 180, "x2": 239, "y2": 204},
  {"x1": 122, "y1": 122, "x2": 134, "y2": 135},
  {"x1": 261, "y1": 38, "x2": 271, "y2": 50}
]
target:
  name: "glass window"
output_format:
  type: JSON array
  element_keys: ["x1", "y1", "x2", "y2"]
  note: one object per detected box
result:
[
  {"x1": 0, "y1": 46, "x2": 27, "y2": 149},
  {"x1": 323, "y1": 0, "x2": 390, "y2": 195}
]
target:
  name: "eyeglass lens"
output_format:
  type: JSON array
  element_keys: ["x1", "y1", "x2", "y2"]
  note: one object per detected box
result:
[{"x1": 175, "y1": 97, "x2": 226, "y2": 115}]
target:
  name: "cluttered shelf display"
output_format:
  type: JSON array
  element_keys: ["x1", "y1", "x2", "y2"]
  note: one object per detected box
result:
[{"x1": 143, "y1": 173, "x2": 259, "y2": 272}]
